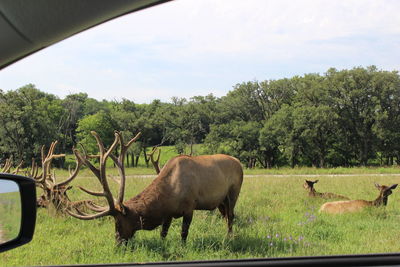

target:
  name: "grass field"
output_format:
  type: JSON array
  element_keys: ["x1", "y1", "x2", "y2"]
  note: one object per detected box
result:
[{"x1": 1, "y1": 168, "x2": 400, "y2": 266}]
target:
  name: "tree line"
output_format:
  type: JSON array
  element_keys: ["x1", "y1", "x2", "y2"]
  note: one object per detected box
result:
[{"x1": 1, "y1": 65, "x2": 399, "y2": 169}]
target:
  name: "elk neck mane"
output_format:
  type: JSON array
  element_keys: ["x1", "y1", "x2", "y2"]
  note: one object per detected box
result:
[
  {"x1": 371, "y1": 194, "x2": 388, "y2": 206},
  {"x1": 123, "y1": 162, "x2": 175, "y2": 216}
]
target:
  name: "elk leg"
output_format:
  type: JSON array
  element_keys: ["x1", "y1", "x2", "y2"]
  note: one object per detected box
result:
[
  {"x1": 224, "y1": 196, "x2": 234, "y2": 234},
  {"x1": 160, "y1": 217, "x2": 172, "y2": 239},
  {"x1": 218, "y1": 204, "x2": 226, "y2": 218},
  {"x1": 227, "y1": 206, "x2": 234, "y2": 235},
  {"x1": 219, "y1": 194, "x2": 234, "y2": 235},
  {"x1": 226, "y1": 186, "x2": 240, "y2": 235},
  {"x1": 181, "y1": 212, "x2": 193, "y2": 242}
]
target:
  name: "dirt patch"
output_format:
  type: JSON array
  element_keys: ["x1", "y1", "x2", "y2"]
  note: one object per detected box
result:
[{"x1": 127, "y1": 174, "x2": 400, "y2": 179}]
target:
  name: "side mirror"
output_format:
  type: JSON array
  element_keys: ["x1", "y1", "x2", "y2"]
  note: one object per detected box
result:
[{"x1": 0, "y1": 174, "x2": 36, "y2": 253}]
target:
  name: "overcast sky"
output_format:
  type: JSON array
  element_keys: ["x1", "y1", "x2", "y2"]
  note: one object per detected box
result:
[
  {"x1": 0, "y1": 180, "x2": 19, "y2": 193},
  {"x1": 1, "y1": 0, "x2": 399, "y2": 103}
]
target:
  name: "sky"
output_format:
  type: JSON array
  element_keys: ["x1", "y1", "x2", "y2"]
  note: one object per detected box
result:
[
  {"x1": 0, "y1": 0, "x2": 399, "y2": 103},
  {"x1": 0, "y1": 180, "x2": 19, "y2": 193}
]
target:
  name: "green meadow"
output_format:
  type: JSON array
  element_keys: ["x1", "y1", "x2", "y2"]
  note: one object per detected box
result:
[{"x1": 2, "y1": 168, "x2": 400, "y2": 266}]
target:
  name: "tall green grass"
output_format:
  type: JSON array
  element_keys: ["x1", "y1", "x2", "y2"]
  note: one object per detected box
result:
[{"x1": 2, "y1": 172, "x2": 400, "y2": 266}]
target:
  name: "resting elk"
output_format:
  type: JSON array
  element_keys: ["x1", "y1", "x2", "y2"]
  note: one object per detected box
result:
[
  {"x1": 303, "y1": 179, "x2": 349, "y2": 200},
  {"x1": 28, "y1": 141, "x2": 84, "y2": 211},
  {"x1": 67, "y1": 131, "x2": 243, "y2": 244},
  {"x1": 319, "y1": 183, "x2": 398, "y2": 214}
]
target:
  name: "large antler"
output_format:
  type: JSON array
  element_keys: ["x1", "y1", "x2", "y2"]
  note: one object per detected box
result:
[
  {"x1": 32, "y1": 141, "x2": 65, "y2": 186},
  {"x1": 13, "y1": 160, "x2": 24, "y2": 174},
  {"x1": 147, "y1": 147, "x2": 161, "y2": 174},
  {"x1": 1, "y1": 158, "x2": 12, "y2": 173},
  {"x1": 110, "y1": 131, "x2": 141, "y2": 208},
  {"x1": 53, "y1": 149, "x2": 83, "y2": 189},
  {"x1": 27, "y1": 158, "x2": 40, "y2": 179},
  {"x1": 67, "y1": 131, "x2": 141, "y2": 220},
  {"x1": 29, "y1": 141, "x2": 83, "y2": 210},
  {"x1": 1, "y1": 157, "x2": 24, "y2": 174},
  {"x1": 43, "y1": 141, "x2": 65, "y2": 185}
]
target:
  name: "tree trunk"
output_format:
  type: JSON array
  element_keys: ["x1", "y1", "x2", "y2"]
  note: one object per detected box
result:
[
  {"x1": 126, "y1": 153, "x2": 130, "y2": 168},
  {"x1": 290, "y1": 151, "x2": 296, "y2": 168},
  {"x1": 135, "y1": 155, "x2": 139, "y2": 167},
  {"x1": 189, "y1": 138, "x2": 194, "y2": 156},
  {"x1": 320, "y1": 158, "x2": 324, "y2": 168},
  {"x1": 143, "y1": 147, "x2": 150, "y2": 167},
  {"x1": 130, "y1": 152, "x2": 135, "y2": 167}
]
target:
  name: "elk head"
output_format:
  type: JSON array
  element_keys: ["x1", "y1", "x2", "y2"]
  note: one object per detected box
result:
[
  {"x1": 303, "y1": 179, "x2": 319, "y2": 192},
  {"x1": 66, "y1": 131, "x2": 142, "y2": 244},
  {"x1": 374, "y1": 183, "x2": 398, "y2": 206}
]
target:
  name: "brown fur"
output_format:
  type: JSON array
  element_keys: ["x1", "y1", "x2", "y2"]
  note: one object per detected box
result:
[
  {"x1": 114, "y1": 154, "x2": 243, "y2": 243},
  {"x1": 319, "y1": 183, "x2": 398, "y2": 214},
  {"x1": 303, "y1": 179, "x2": 349, "y2": 200}
]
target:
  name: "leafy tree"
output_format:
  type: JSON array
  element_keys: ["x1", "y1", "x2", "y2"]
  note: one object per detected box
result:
[
  {"x1": 289, "y1": 74, "x2": 338, "y2": 167},
  {"x1": 59, "y1": 93, "x2": 89, "y2": 152},
  {"x1": 258, "y1": 78, "x2": 296, "y2": 119},
  {"x1": 261, "y1": 105, "x2": 297, "y2": 167},
  {"x1": 371, "y1": 70, "x2": 400, "y2": 165},
  {"x1": 160, "y1": 95, "x2": 217, "y2": 155},
  {"x1": 110, "y1": 98, "x2": 160, "y2": 167},
  {"x1": 0, "y1": 84, "x2": 62, "y2": 164},
  {"x1": 326, "y1": 66, "x2": 381, "y2": 166},
  {"x1": 292, "y1": 105, "x2": 337, "y2": 167},
  {"x1": 2, "y1": 66, "x2": 400, "y2": 170},
  {"x1": 76, "y1": 111, "x2": 117, "y2": 154},
  {"x1": 217, "y1": 81, "x2": 266, "y2": 123},
  {"x1": 205, "y1": 121, "x2": 262, "y2": 168}
]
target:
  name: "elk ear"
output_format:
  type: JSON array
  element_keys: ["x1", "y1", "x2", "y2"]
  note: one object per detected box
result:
[
  {"x1": 314, "y1": 180, "x2": 319, "y2": 183},
  {"x1": 374, "y1": 183, "x2": 381, "y2": 190},
  {"x1": 389, "y1": 184, "x2": 398, "y2": 190}
]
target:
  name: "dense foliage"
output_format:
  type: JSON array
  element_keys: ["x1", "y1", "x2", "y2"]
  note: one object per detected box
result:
[{"x1": 1, "y1": 66, "x2": 399, "y2": 168}]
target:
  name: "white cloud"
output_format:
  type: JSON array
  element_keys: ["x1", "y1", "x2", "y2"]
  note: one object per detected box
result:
[{"x1": 1, "y1": 0, "x2": 399, "y2": 103}]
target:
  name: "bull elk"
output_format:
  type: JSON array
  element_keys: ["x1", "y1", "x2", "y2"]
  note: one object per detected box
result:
[
  {"x1": 303, "y1": 179, "x2": 349, "y2": 200},
  {"x1": 29, "y1": 141, "x2": 89, "y2": 212},
  {"x1": 319, "y1": 183, "x2": 398, "y2": 214},
  {"x1": 67, "y1": 131, "x2": 243, "y2": 244}
]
